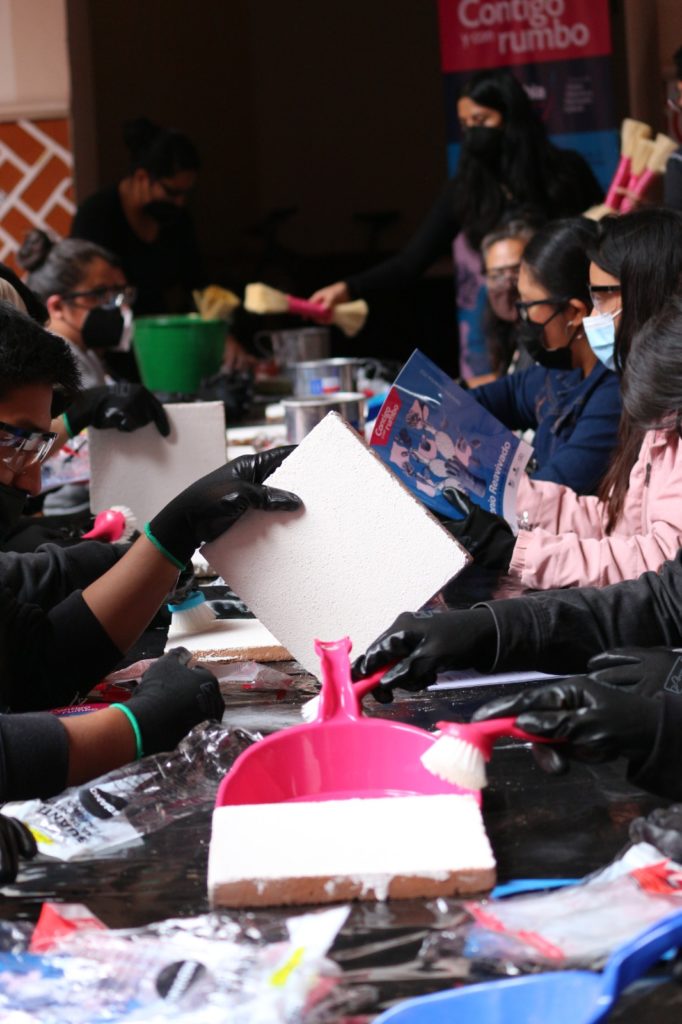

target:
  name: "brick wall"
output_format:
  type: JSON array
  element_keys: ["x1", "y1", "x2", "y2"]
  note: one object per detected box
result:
[{"x1": 0, "y1": 117, "x2": 74, "y2": 270}]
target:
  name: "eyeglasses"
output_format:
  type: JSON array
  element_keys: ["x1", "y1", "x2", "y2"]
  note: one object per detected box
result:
[
  {"x1": 515, "y1": 298, "x2": 568, "y2": 323},
  {"x1": 0, "y1": 420, "x2": 57, "y2": 474},
  {"x1": 62, "y1": 285, "x2": 137, "y2": 309},
  {"x1": 588, "y1": 284, "x2": 621, "y2": 311},
  {"x1": 485, "y1": 263, "x2": 520, "y2": 284}
]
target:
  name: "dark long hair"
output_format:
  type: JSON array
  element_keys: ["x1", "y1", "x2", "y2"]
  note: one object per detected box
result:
[
  {"x1": 623, "y1": 296, "x2": 682, "y2": 430},
  {"x1": 123, "y1": 117, "x2": 200, "y2": 178},
  {"x1": 592, "y1": 209, "x2": 682, "y2": 530},
  {"x1": 453, "y1": 70, "x2": 602, "y2": 247},
  {"x1": 521, "y1": 217, "x2": 598, "y2": 305}
]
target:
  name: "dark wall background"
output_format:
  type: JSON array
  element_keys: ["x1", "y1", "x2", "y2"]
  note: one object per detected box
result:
[{"x1": 66, "y1": 0, "x2": 457, "y2": 369}]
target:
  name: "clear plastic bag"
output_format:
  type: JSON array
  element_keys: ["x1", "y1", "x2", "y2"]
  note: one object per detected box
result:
[
  {"x1": 4, "y1": 721, "x2": 256, "y2": 861},
  {"x1": 420, "y1": 842, "x2": 682, "y2": 974},
  {"x1": 0, "y1": 905, "x2": 348, "y2": 1023}
]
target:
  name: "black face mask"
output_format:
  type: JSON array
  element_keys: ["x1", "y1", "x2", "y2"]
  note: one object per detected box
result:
[
  {"x1": 0, "y1": 482, "x2": 27, "y2": 540},
  {"x1": 462, "y1": 125, "x2": 503, "y2": 167},
  {"x1": 81, "y1": 306, "x2": 126, "y2": 350},
  {"x1": 143, "y1": 200, "x2": 183, "y2": 226},
  {"x1": 518, "y1": 319, "x2": 574, "y2": 371}
]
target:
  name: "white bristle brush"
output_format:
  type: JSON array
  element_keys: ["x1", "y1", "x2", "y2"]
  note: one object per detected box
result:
[
  {"x1": 421, "y1": 717, "x2": 557, "y2": 791},
  {"x1": 81, "y1": 505, "x2": 137, "y2": 543},
  {"x1": 166, "y1": 588, "x2": 217, "y2": 638},
  {"x1": 244, "y1": 282, "x2": 368, "y2": 338}
]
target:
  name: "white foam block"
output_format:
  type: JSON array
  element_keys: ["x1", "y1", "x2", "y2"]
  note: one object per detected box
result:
[
  {"x1": 164, "y1": 616, "x2": 291, "y2": 662},
  {"x1": 203, "y1": 412, "x2": 469, "y2": 678},
  {"x1": 88, "y1": 402, "x2": 226, "y2": 524},
  {"x1": 208, "y1": 793, "x2": 496, "y2": 907}
]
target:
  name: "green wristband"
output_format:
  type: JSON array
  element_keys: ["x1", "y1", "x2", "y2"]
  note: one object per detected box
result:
[
  {"x1": 62, "y1": 411, "x2": 76, "y2": 439},
  {"x1": 143, "y1": 522, "x2": 186, "y2": 571},
  {"x1": 111, "y1": 702, "x2": 144, "y2": 759}
]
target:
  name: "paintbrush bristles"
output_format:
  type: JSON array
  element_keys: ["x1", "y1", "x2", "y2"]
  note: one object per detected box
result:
[
  {"x1": 110, "y1": 504, "x2": 137, "y2": 542},
  {"x1": 648, "y1": 134, "x2": 678, "y2": 174},
  {"x1": 244, "y1": 282, "x2": 290, "y2": 315},
  {"x1": 630, "y1": 138, "x2": 655, "y2": 176},
  {"x1": 622, "y1": 118, "x2": 651, "y2": 157},
  {"x1": 421, "y1": 734, "x2": 488, "y2": 791},
  {"x1": 333, "y1": 300, "x2": 369, "y2": 338}
]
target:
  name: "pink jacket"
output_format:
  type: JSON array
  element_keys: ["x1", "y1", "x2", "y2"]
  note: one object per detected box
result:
[{"x1": 510, "y1": 430, "x2": 682, "y2": 590}]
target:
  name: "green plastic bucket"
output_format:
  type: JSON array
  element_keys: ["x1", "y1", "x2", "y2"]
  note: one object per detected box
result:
[{"x1": 132, "y1": 314, "x2": 226, "y2": 393}]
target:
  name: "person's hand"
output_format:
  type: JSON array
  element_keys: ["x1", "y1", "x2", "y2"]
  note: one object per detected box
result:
[
  {"x1": 124, "y1": 647, "x2": 225, "y2": 755},
  {"x1": 441, "y1": 487, "x2": 515, "y2": 571},
  {"x1": 586, "y1": 647, "x2": 682, "y2": 700},
  {"x1": 629, "y1": 805, "x2": 682, "y2": 861},
  {"x1": 65, "y1": 384, "x2": 170, "y2": 437},
  {"x1": 308, "y1": 282, "x2": 350, "y2": 312},
  {"x1": 351, "y1": 607, "x2": 497, "y2": 702},
  {"x1": 0, "y1": 812, "x2": 37, "y2": 884},
  {"x1": 222, "y1": 336, "x2": 257, "y2": 372},
  {"x1": 472, "y1": 676, "x2": 661, "y2": 772},
  {"x1": 146, "y1": 446, "x2": 301, "y2": 568}
]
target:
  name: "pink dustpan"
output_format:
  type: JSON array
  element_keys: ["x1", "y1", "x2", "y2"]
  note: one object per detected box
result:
[{"x1": 215, "y1": 637, "x2": 478, "y2": 807}]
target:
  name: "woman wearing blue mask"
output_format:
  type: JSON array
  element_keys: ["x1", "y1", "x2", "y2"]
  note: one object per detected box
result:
[{"x1": 445, "y1": 208, "x2": 682, "y2": 591}]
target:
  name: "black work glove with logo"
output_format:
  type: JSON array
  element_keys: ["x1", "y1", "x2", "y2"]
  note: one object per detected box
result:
[
  {"x1": 585, "y1": 647, "x2": 682, "y2": 700},
  {"x1": 351, "y1": 607, "x2": 497, "y2": 703},
  {"x1": 472, "y1": 676, "x2": 661, "y2": 774},
  {"x1": 0, "y1": 812, "x2": 37, "y2": 884},
  {"x1": 146, "y1": 447, "x2": 301, "y2": 568},
  {"x1": 65, "y1": 383, "x2": 170, "y2": 437},
  {"x1": 441, "y1": 487, "x2": 515, "y2": 572},
  {"x1": 125, "y1": 648, "x2": 225, "y2": 756}
]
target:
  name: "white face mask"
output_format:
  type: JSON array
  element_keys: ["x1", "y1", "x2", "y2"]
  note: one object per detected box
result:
[{"x1": 583, "y1": 309, "x2": 621, "y2": 370}]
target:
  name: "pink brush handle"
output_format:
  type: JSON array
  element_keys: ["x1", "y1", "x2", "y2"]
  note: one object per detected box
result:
[
  {"x1": 604, "y1": 155, "x2": 630, "y2": 210},
  {"x1": 81, "y1": 509, "x2": 126, "y2": 543},
  {"x1": 625, "y1": 168, "x2": 657, "y2": 204},
  {"x1": 286, "y1": 295, "x2": 332, "y2": 322},
  {"x1": 436, "y1": 717, "x2": 558, "y2": 760}
]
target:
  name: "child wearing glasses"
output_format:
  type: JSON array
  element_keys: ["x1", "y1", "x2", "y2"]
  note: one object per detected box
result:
[{"x1": 445, "y1": 208, "x2": 682, "y2": 592}]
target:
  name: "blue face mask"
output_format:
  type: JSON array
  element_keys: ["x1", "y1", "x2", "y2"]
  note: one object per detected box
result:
[{"x1": 583, "y1": 309, "x2": 621, "y2": 370}]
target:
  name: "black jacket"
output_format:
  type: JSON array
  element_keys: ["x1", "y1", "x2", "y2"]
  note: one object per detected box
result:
[{"x1": 480, "y1": 553, "x2": 682, "y2": 798}]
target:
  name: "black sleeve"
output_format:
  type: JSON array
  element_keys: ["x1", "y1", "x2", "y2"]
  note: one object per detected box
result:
[
  {"x1": 0, "y1": 587, "x2": 122, "y2": 712},
  {"x1": 664, "y1": 149, "x2": 682, "y2": 212},
  {"x1": 0, "y1": 712, "x2": 68, "y2": 801},
  {"x1": 345, "y1": 179, "x2": 460, "y2": 297},
  {"x1": 0, "y1": 541, "x2": 125, "y2": 610},
  {"x1": 627, "y1": 693, "x2": 682, "y2": 800},
  {"x1": 478, "y1": 549, "x2": 682, "y2": 675}
]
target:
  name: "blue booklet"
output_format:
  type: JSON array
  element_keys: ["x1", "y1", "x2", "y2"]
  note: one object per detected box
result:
[{"x1": 370, "y1": 349, "x2": 533, "y2": 527}]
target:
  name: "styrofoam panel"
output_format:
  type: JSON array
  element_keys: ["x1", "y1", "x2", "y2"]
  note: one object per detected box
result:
[
  {"x1": 88, "y1": 402, "x2": 227, "y2": 525},
  {"x1": 203, "y1": 412, "x2": 469, "y2": 678},
  {"x1": 164, "y1": 616, "x2": 291, "y2": 662}
]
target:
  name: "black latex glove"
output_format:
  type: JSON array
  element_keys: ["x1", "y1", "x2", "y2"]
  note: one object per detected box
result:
[
  {"x1": 0, "y1": 812, "x2": 37, "y2": 884},
  {"x1": 146, "y1": 446, "x2": 301, "y2": 568},
  {"x1": 351, "y1": 607, "x2": 497, "y2": 702},
  {"x1": 441, "y1": 487, "x2": 515, "y2": 571},
  {"x1": 65, "y1": 383, "x2": 170, "y2": 437},
  {"x1": 629, "y1": 805, "x2": 682, "y2": 861},
  {"x1": 586, "y1": 647, "x2": 682, "y2": 700},
  {"x1": 472, "y1": 676, "x2": 661, "y2": 772},
  {"x1": 125, "y1": 647, "x2": 225, "y2": 756}
]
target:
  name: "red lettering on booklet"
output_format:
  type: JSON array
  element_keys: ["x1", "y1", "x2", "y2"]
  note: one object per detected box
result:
[
  {"x1": 371, "y1": 388, "x2": 402, "y2": 447},
  {"x1": 631, "y1": 860, "x2": 682, "y2": 896}
]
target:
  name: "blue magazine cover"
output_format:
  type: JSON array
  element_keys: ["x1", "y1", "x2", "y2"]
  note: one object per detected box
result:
[{"x1": 370, "y1": 350, "x2": 533, "y2": 528}]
